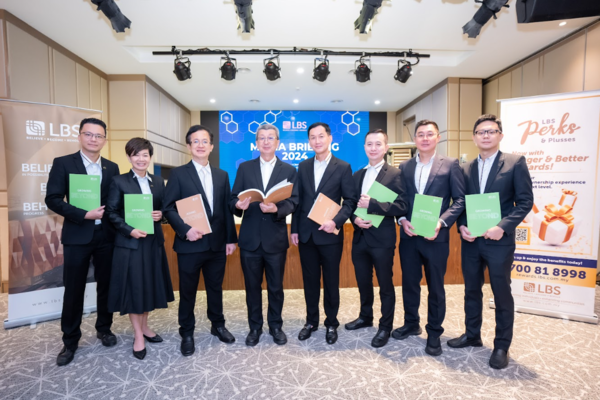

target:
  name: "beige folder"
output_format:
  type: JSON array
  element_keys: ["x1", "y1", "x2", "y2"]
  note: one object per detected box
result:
[
  {"x1": 238, "y1": 181, "x2": 293, "y2": 204},
  {"x1": 176, "y1": 194, "x2": 212, "y2": 234},
  {"x1": 307, "y1": 193, "x2": 341, "y2": 235}
]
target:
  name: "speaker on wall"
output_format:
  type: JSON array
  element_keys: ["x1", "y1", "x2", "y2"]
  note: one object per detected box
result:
[{"x1": 516, "y1": 0, "x2": 600, "y2": 23}]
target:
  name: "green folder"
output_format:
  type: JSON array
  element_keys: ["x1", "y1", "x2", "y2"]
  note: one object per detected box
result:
[
  {"x1": 411, "y1": 194, "x2": 443, "y2": 237},
  {"x1": 354, "y1": 180, "x2": 399, "y2": 228},
  {"x1": 69, "y1": 174, "x2": 100, "y2": 211},
  {"x1": 465, "y1": 192, "x2": 501, "y2": 237},
  {"x1": 124, "y1": 194, "x2": 154, "y2": 234}
]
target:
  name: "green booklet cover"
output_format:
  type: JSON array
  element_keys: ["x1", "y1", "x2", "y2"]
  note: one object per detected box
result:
[
  {"x1": 411, "y1": 194, "x2": 443, "y2": 237},
  {"x1": 354, "y1": 180, "x2": 399, "y2": 228},
  {"x1": 69, "y1": 174, "x2": 100, "y2": 211},
  {"x1": 124, "y1": 194, "x2": 154, "y2": 235},
  {"x1": 465, "y1": 192, "x2": 501, "y2": 237}
]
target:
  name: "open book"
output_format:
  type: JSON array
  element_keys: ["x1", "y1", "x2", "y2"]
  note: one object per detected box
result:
[
  {"x1": 238, "y1": 180, "x2": 293, "y2": 204},
  {"x1": 176, "y1": 194, "x2": 212, "y2": 234},
  {"x1": 308, "y1": 193, "x2": 341, "y2": 235}
]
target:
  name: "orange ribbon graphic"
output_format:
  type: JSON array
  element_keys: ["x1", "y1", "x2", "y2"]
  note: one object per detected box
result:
[
  {"x1": 538, "y1": 203, "x2": 575, "y2": 243},
  {"x1": 559, "y1": 189, "x2": 578, "y2": 207}
]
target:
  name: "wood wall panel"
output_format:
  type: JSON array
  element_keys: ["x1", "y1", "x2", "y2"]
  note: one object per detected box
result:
[
  {"x1": 542, "y1": 32, "x2": 585, "y2": 95},
  {"x1": 584, "y1": 23, "x2": 600, "y2": 91},
  {"x1": 511, "y1": 68, "x2": 522, "y2": 98},
  {"x1": 89, "y1": 71, "x2": 102, "y2": 111},
  {"x1": 76, "y1": 63, "x2": 90, "y2": 109},
  {"x1": 52, "y1": 50, "x2": 77, "y2": 107},
  {"x1": 522, "y1": 57, "x2": 541, "y2": 97}
]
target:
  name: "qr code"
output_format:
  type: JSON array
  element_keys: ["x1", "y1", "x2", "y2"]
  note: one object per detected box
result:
[{"x1": 515, "y1": 226, "x2": 530, "y2": 245}]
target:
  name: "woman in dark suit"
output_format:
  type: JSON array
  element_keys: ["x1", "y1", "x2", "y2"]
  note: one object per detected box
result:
[{"x1": 106, "y1": 138, "x2": 174, "y2": 360}]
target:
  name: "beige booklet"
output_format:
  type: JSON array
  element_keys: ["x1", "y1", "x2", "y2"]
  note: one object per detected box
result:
[
  {"x1": 238, "y1": 180, "x2": 293, "y2": 204},
  {"x1": 308, "y1": 193, "x2": 342, "y2": 235},
  {"x1": 176, "y1": 194, "x2": 212, "y2": 234}
]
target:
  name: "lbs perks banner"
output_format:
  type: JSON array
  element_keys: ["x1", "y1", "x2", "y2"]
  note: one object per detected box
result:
[
  {"x1": 500, "y1": 91, "x2": 600, "y2": 323},
  {"x1": 0, "y1": 100, "x2": 102, "y2": 329},
  {"x1": 219, "y1": 110, "x2": 369, "y2": 185}
]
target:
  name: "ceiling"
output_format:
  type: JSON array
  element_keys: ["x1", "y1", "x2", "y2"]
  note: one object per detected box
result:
[{"x1": 0, "y1": 1, "x2": 597, "y2": 112}]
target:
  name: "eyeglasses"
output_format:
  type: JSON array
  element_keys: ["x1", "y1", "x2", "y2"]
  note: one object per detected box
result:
[
  {"x1": 474, "y1": 129, "x2": 501, "y2": 137},
  {"x1": 415, "y1": 132, "x2": 437, "y2": 140},
  {"x1": 80, "y1": 132, "x2": 106, "y2": 140},
  {"x1": 192, "y1": 139, "x2": 211, "y2": 145},
  {"x1": 257, "y1": 136, "x2": 277, "y2": 142}
]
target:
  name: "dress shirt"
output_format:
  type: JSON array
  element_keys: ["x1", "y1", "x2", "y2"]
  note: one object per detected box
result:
[
  {"x1": 192, "y1": 159, "x2": 213, "y2": 212},
  {"x1": 361, "y1": 160, "x2": 385, "y2": 196},
  {"x1": 133, "y1": 170, "x2": 152, "y2": 195},
  {"x1": 477, "y1": 151, "x2": 499, "y2": 194},
  {"x1": 314, "y1": 151, "x2": 332, "y2": 191},
  {"x1": 80, "y1": 151, "x2": 102, "y2": 225},
  {"x1": 260, "y1": 156, "x2": 277, "y2": 191},
  {"x1": 414, "y1": 152, "x2": 435, "y2": 195}
]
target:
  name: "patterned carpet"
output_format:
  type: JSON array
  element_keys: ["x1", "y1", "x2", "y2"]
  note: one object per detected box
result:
[{"x1": 1, "y1": 284, "x2": 599, "y2": 400}]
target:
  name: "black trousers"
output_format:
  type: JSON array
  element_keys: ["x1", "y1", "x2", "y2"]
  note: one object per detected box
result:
[
  {"x1": 298, "y1": 236, "x2": 343, "y2": 328},
  {"x1": 240, "y1": 245, "x2": 287, "y2": 330},
  {"x1": 177, "y1": 250, "x2": 226, "y2": 338},
  {"x1": 61, "y1": 226, "x2": 114, "y2": 350},
  {"x1": 351, "y1": 237, "x2": 396, "y2": 331},
  {"x1": 399, "y1": 236, "x2": 449, "y2": 340},
  {"x1": 461, "y1": 238, "x2": 515, "y2": 350}
]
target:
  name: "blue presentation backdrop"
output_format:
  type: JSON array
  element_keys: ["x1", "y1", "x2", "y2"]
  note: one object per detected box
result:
[{"x1": 219, "y1": 110, "x2": 369, "y2": 186}]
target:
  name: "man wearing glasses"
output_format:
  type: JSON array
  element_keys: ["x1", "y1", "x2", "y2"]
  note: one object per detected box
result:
[
  {"x1": 230, "y1": 124, "x2": 298, "y2": 346},
  {"x1": 393, "y1": 119, "x2": 465, "y2": 357},
  {"x1": 45, "y1": 118, "x2": 120, "y2": 366},
  {"x1": 448, "y1": 114, "x2": 533, "y2": 370}
]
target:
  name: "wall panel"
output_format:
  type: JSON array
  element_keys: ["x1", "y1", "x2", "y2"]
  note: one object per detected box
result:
[
  {"x1": 522, "y1": 57, "x2": 541, "y2": 97},
  {"x1": 542, "y1": 33, "x2": 585, "y2": 95},
  {"x1": 584, "y1": 23, "x2": 600, "y2": 91},
  {"x1": 89, "y1": 71, "x2": 102, "y2": 111},
  {"x1": 76, "y1": 64, "x2": 90, "y2": 109},
  {"x1": 52, "y1": 50, "x2": 77, "y2": 107}
]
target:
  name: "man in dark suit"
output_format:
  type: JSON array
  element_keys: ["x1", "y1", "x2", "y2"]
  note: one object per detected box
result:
[
  {"x1": 291, "y1": 122, "x2": 358, "y2": 345},
  {"x1": 448, "y1": 114, "x2": 533, "y2": 370},
  {"x1": 45, "y1": 117, "x2": 120, "y2": 366},
  {"x1": 163, "y1": 125, "x2": 238, "y2": 357},
  {"x1": 230, "y1": 123, "x2": 298, "y2": 346},
  {"x1": 346, "y1": 129, "x2": 407, "y2": 348},
  {"x1": 393, "y1": 120, "x2": 466, "y2": 357}
]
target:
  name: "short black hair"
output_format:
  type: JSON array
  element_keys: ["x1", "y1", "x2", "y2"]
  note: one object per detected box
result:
[
  {"x1": 365, "y1": 129, "x2": 388, "y2": 144},
  {"x1": 414, "y1": 120, "x2": 439, "y2": 135},
  {"x1": 125, "y1": 137, "x2": 154, "y2": 157},
  {"x1": 185, "y1": 125, "x2": 214, "y2": 145},
  {"x1": 79, "y1": 117, "x2": 106, "y2": 135},
  {"x1": 473, "y1": 114, "x2": 503, "y2": 134},
  {"x1": 307, "y1": 122, "x2": 331, "y2": 137}
]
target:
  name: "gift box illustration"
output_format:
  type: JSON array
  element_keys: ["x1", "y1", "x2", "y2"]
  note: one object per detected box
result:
[{"x1": 531, "y1": 189, "x2": 581, "y2": 245}]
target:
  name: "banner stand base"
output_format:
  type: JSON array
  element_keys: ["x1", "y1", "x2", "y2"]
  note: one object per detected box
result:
[
  {"x1": 489, "y1": 298, "x2": 598, "y2": 324},
  {"x1": 3, "y1": 305, "x2": 97, "y2": 330}
]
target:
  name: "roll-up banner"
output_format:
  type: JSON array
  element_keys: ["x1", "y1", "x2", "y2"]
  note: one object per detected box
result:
[
  {"x1": 0, "y1": 100, "x2": 102, "y2": 329},
  {"x1": 500, "y1": 91, "x2": 600, "y2": 323}
]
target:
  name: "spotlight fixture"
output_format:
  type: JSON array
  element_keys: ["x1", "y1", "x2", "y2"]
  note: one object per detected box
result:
[
  {"x1": 234, "y1": 0, "x2": 255, "y2": 33},
  {"x1": 394, "y1": 60, "x2": 411, "y2": 83},
  {"x1": 354, "y1": 56, "x2": 371, "y2": 83},
  {"x1": 220, "y1": 54, "x2": 237, "y2": 81},
  {"x1": 173, "y1": 51, "x2": 191, "y2": 81},
  {"x1": 462, "y1": 0, "x2": 509, "y2": 38},
  {"x1": 355, "y1": 0, "x2": 384, "y2": 34},
  {"x1": 90, "y1": 0, "x2": 131, "y2": 33},
  {"x1": 263, "y1": 55, "x2": 281, "y2": 81},
  {"x1": 313, "y1": 56, "x2": 330, "y2": 82}
]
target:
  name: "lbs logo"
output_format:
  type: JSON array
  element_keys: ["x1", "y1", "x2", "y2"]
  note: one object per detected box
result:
[
  {"x1": 282, "y1": 121, "x2": 307, "y2": 130},
  {"x1": 524, "y1": 282, "x2": 561, "y2": 295},
  {"x1": 25, "y1": 120, "x2": 79, "y2": 137},
  {"x1": 26, "y1": 120, "x2": 45, "y2": 136}
]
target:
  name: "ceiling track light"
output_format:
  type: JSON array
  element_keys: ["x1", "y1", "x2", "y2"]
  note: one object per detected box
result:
[
  {"x1": 394, "y1": 54, "x2": 419, "y2": 83},
  {"x1": 263, "y1": 54, "x2": 281, "y2": 81},
  {"x1": 313, "y1": 54, "x2": 330, "y2": 82},
  {"x1": 355, "y1": 0, "x2": 384, "y2": 34},
  {"x1": 463, "y1": 0, "x2": 509, "y2": 38},
  {"x1": 354, "y1": 56, "x2": 371, "y2": 83},
  {"x1": 234, "y1": 0, "x2": 255, "y2": 33},
  {"x1": 173, "y1": 48, "x2": 192, "y2": 81},
  {"x1": 220, "y1": 53, "x2": 238, "y2": 81},
  {"x1": 90, "y1": 0, "x2": 131, "y2": 33}
]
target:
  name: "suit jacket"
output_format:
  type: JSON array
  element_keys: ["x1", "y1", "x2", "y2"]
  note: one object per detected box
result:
[
  {"x1": 45, "y1": 151, "x2": 120, "y2": 245},
  {"x1": 163, "y1": 161, "x2": 237, "y2": 254},
  {"x1": 230, "y1": 157, "x2": 298, "y2": 253},
  {"x1": 399, "y1": 154, "x2": 466, "y2": 243},
  {"x1": 458, "y1": 151, "x2": 533, "y2": 245},
  {"x1": 291, "y1": 154, "x2": 358, "y2": 245},
  {"x1": 350, "y1": 162, "x2": 407, "y2": 248},
  {"x1": 106, "y1": 170, "x2": 165, "y2": 250}
]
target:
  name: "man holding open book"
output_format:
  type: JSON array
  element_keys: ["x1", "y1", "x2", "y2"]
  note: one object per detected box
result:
[
  {"x1": 346, "y1": 129, "x2": 407, "y2": 348},
  {"x1": 230, "y1": 123, "x2": 298, "y2": 346},
  {"x1": 291, "y1": 122, "x2": 358, "y2": 345},
  {"x1": 394, "y1": 119, "x2": 465, "y2": 357},
  {"x1": 448, "y1": 114, "x2": 533, "y2": 370}
]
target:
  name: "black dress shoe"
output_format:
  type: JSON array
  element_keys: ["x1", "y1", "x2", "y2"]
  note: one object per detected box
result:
[
  {"x1": 269, "y1": 327, "x2": 288, "y2": 345},
  {"x1": 56, "y1": 346, "x2": 76, "y2": 366},
  {"x1": 180, "y1": 336, "x2": 195, "y2": 356},
  {"x1": 391, "y1": 325, "x2": 422, "y2": 340},
  {"x1": 133, "y1": 346, "x2": 147, "y2": 360},
  {"x1": 143, "y1": 334, "x2": 163, "y2": 343},
  {"x1": 447, "y1": 333, "x2": 483, "y2": 348},
  {"x1": 371, "y1": 329, "x2": 390, "y2": 348},
  {"x1": 298, "y1": 324, "x2": 317, "y2": 341},
  {"x1": 211, "y1": 326, "x2": 235, "y2": 343},
  {"x1": 425, "y1": 337, "x2": 443, "y2": 356},
  {"x1": 489, "y1": 348, "x2": 509, "y2": 369},
  {"x1": 325, "y1": 327, "x2": 338, "y2": 345},
  {"x1": 245, "y1": 329, "x2": 262, "y2": 346},
  {"x1": 345, "y1": 317, "x2": 373, "y2": 331},
  {"x1": 97, "y1": 331, "x2": 117, "y2": 347}
]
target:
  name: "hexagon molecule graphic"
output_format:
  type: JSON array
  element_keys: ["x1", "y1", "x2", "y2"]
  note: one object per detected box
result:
[{"x1": 341, "y1": 111, "x2": 360, "y2": 136}]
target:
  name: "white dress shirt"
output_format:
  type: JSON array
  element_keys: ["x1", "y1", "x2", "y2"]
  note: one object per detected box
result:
[
  {"x1": 133, "y1": 170, "x2": 152, "y2": 195},
  {"x1": 361, "y1": 160, "x2": 385, "y2": 196},
  {"x1": 260, "y1": 156, "x2": 277, "y2": 191},
  {"x1": 477, "y1": 151, "x2": 499, "y2": 194},
  {"x1": 192, "y1": 159, "x2": 213, "y2": 212},
  {"x1": 414, "y1": 152, "x2": 436, "y2": 195},
  {"x1": 314, "y1": 152, "x2": 332, "y2": 191},
  {"x1": 80, "y1": 151, "x2": 102, "y2": 225}
]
